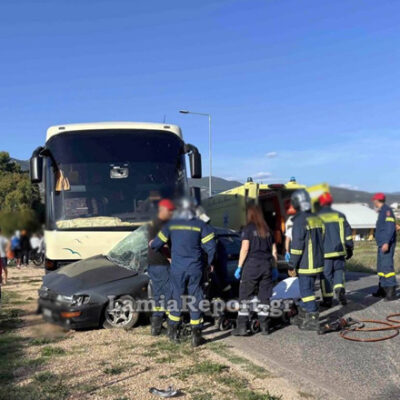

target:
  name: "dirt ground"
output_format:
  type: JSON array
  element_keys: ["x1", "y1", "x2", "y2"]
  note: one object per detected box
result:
[{"x1": 0, "y1": 265, "x2": 312, "y2": 400}]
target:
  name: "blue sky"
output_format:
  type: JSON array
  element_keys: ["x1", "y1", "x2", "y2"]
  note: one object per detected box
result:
[{"x1": 1, "y1": 0, "x2": 400, "y2": 192}]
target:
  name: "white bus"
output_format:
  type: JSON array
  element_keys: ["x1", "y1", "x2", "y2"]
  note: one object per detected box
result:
[{"x1": 30, "y1": 122, "x2": 202, "y2": 271}]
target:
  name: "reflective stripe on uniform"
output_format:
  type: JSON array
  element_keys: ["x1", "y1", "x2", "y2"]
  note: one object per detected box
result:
[
  {"x1": 291, "y1": 249, "x2": 303, "y2": 255},
  {"x1": 190, "y1": 318, "x2": 204, "y2": 325},
  {"x1": 201, "y1": 233, "x2": 215, "y2": 244},
  {"x1": 346, "y1": 235, "x2": 353, "y2": 240},
  {"x1": 378, "y1": 272, "x2": 396, "y2": 278},
  {"x1": 169, "y1": 225, "x2": 201, "y2": 232},
  {"x1": 168, "y1": 314, "x2": 181, "y2": 322},
  {"x1": 308, "y1": 238, "x2": 313, "y2": 269},
  {"x1": 153, "y1": 306, "x2": 165, "y2": 312},
  {"x1": 157, "y1": 231, "x2": 168, "y2": 243},
  {"x1": 333, "y1": 283, "x2": 345, "y2": 290},
  {"x1": 302, "y1": 295, "x2": 316, "y2": 302},
  {"x1": 298, "y1": 266, "x2": 324, "y2": 274},
  {"x1": 306, "y1": 216, "x2": 325, "y2": 230},
  {"x1": 321, "y1": 280, "x2": 334, "y2": 297},
  {"x1": 386, "y1": 217, "x2": 395, "y2": 223},
  {"x1": 324, "y1": 251, "x2": 346, "y2": 258}
]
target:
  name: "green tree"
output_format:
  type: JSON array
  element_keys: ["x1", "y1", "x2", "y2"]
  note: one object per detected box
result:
[{"x1": 0, "y1": 151, "x2": 42, "y2": 235}]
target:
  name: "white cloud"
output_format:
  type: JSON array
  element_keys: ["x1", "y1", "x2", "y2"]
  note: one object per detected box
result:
[
  {"x1": 266, "y1": 152, "x2": 277, "y2": 158},
  {"x1": 253, "y1": 171, "x2": 272, "y2": 179}
]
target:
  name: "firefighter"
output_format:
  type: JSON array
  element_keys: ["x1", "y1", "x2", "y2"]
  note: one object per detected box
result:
[
  {"x1": 232, "y1": 204, "x2": 278, "y2": 336},
  {"x1": 288, "y1": 190, "x2": 325, "y2": 331},
  {"x1": 372, "y1": 193, "x2": 397, "y2": 301},
  {"x1": 318, "y1": 192, "x2": 354, "y2": 308},
  {"x1": 150, "y1": 197, "x2": 216, "y2": 347},
  {"x1": 147, "y1": 199, "x2": 175, "y2": 336}
]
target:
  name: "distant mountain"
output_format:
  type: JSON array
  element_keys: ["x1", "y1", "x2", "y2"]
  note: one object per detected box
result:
[
  {"x1": 12, "y1": 158, "x2": 29, "y2": 171},
  {"x1": 330, "y1": 186, "x2": 400, "y2": 205},
  {"x1": 189, "y1": 176, "x2": 242, "y2": 197}
]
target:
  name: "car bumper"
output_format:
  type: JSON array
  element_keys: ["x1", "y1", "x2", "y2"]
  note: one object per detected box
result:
[{"x1": 38, "y1": 298, "x2": 104, "y2": 330}]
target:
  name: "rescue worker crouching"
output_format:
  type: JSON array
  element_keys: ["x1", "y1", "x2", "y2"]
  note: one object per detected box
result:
[
  {"x1": 147, "y1": 199, "x2": 175, "y2": 336},
  {"x1": 318, "y1": 193, "x2": 354, "y2": 308},
  {"x1": 233, "y1": 205, "x2": 278, "y2": 336},
  {"x1": 371, "y1": 193, "x2": 398, "y2": 301},
  {"x1": 150, "y1": 197, "x2": 216, "y2": 347},
  {"x1": 288, "y1": 190, "x2": 325, "y2": 332}
]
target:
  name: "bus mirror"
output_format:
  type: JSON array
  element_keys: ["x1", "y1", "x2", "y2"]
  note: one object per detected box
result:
[
  {"x1": 30, "y1": 147, "x2": 44, "y2": 183},
  {"x1": 190, "y1": 186, "x2": 202, "y2": 205},
  {"x1": 186, "y1": 144, "x2": 202, "y2": 179}
]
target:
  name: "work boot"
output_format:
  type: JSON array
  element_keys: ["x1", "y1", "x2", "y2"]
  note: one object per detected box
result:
[
  {"x1": 372, "y1": 284, "x2": 386, "y2": 298},
  {"x1": 167, "y1": 323, "x2": 180, "y2": 343},
  {"x1": 191, "y1": 327, "x2": 205, "y2": 347},
  {"x1": 335, "y1": 288, "x2": 347, "y2": 306},
  {"x1": 384, "y1": 286, "x2": 397, "y2": 302},
  {"x1": 259, "y1": 318, "x2": 270, "y2": 336},
  {"x1": 319, "y1": 298, "x2": 333, "y2": 310},
  {"x1": 299, "y1": 312, "x2": 320, "y2": 332},
  {"x1": 232, "y1": 316, "x2": 248, "y2": 336},
  {"x1": 290, "y1": 307, "x2": 306, "y2": 327},
  {"x1": 150, "y1": 315, "x2": 163, "y2": 336}
]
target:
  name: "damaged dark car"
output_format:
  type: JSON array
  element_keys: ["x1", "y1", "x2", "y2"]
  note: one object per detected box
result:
[{"x1": 38, "y1": 226, "x2": 240, "y2": 330}]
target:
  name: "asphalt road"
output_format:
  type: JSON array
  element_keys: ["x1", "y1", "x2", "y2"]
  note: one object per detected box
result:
[{"x1": 218, "y1": 272, "x2": 400, "y2": 400}]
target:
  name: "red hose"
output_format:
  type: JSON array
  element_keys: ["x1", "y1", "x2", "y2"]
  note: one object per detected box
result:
[{"x1": 339, "y1": 313, "x2": 400, "y2": 342}]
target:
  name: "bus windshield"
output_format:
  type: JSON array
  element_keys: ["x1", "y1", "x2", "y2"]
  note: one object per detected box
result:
[{"x1": 45, "y1": 130, "x2": 186, "y2": 230}]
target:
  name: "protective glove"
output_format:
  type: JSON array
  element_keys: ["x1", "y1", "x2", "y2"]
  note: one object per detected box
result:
[
  {"x1": 346, "y1": 247, "x2": 353, "y2": 260},
  {"x1": 272, "y1": 267, "x2": 279, "y2": 282},
  {"x1": 285, "y1": 252, "x2": 291, "y2": 263},
  {"x1": 234, "y1": 267, "x2": 242, "y2": 280}
]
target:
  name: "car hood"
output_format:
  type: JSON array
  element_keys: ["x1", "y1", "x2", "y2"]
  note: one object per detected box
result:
[{"x1": 43, "y1": 255, "x2": 139, "y2": 295}]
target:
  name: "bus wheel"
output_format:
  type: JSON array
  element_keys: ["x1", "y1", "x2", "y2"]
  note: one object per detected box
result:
[{"x1": 103, "y1": 295, "x2": 139, "y2": 330}]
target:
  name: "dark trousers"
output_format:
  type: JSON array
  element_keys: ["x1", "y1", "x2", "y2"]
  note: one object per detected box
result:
[
  {"x1": 238, "y1": 258, "x2": 272, "y2": 321},
  {"x1": 169, "y1": 266, "x2": 204, "y2": 327},
  {"x1": 299, "y1": 274, "x2": 319, "y2": 312},
  {"x1": 321, "y1": 257, "x2": 345, "y2": 299},
  {"x1": 148, "y1": 265, "x2": 172, "y2": 318},
  {"x1": 377, "y1": 244, "x2": 396, "y2": 287},
  {"x1": 21, "y1": 250, "x2": 30, "y2": 265}
]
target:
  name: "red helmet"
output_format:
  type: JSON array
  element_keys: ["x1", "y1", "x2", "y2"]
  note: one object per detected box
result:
[
  {"x1": 319, "y1": 192, "x2": 333, "y2": 207},
  {"x1": 158, "y1": 199, "x2": 175, "y2": 211},
  {"x1": 372, "y1": 192, "x2": 385, "y2": 202}
]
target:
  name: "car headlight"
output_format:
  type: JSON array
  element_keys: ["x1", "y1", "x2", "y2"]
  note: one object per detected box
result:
[
  {"x1": 72, "y1": 295, "x2": 90, "y2": 306},
  {"x1": 56, "y1": 294, "x2": 74, "y2": 304}
]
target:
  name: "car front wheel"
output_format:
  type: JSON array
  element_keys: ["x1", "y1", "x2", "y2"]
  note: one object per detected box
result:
[{"x1": 103, "y1": 295, "x2": 139, "y2": 330}]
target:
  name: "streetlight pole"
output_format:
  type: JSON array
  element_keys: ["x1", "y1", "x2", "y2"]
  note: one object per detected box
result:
[{"x1": 179, "y1": 110, "x2": 212, "y2": 197}]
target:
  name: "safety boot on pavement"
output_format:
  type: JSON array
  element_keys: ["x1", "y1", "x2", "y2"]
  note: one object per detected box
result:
[
  {"x1": 319, "y1": 298, "x2": 333, "y2": 310},
  {"x1": 259, "y1": 318, "x2": 270, "y2": 336},
  {"x1": 384, "y1": 286, "x2": 397, "y2": 302},
  {"x1": 290, "y1": 307, "x2": 306, "y2": 327},
  {"x1": 299, "y1": 312, "x2": 320, "y2": 332},
  {"x1": 335, "y1": 288, "x2": 347, "y2": 306}
]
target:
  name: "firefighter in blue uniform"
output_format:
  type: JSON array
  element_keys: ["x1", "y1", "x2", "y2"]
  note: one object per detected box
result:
[
  {"x1": 318, "y1": 192, "x2": 354, "y2": 308},
  {"x1": 372, "y1": 193, "x2": 397, "y2": 301},
  {"x1": 151, "y1": 198, "x2": 216, "y2": 347},
  {"x1": 147, "y1": 199, "x2": 175, "y2": 336},
  {"x1": 288, "y1": 190, "x2": 325, "y2": 331}
]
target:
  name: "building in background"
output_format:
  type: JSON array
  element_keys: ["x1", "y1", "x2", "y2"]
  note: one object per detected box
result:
[{"x1": 333, "y1": 203, "x2": 377, "y2": 241}]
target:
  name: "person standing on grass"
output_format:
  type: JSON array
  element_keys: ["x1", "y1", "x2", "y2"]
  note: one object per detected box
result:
[
  {"x1": 371, "y1": 193, "x2": 397, "y2": 301},
  {"x1": 20, "y1": 230, "x2": 31, "y2": 266},
  {"x1": 10, "y1": 230, "x2": 21, "y2": 268}
]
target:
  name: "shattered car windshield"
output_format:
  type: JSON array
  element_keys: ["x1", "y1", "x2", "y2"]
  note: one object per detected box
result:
[{"x1": 106, "y1": 225, "x2": 149, "y2": 272}]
